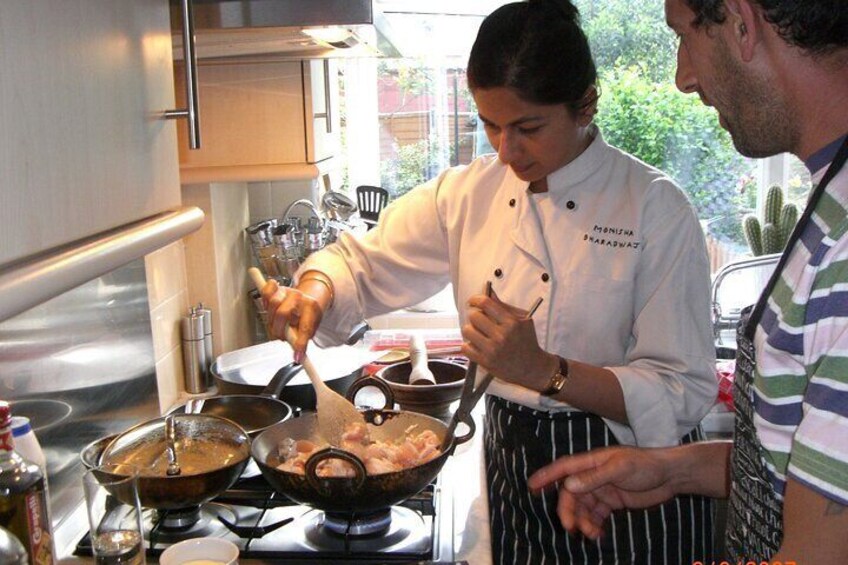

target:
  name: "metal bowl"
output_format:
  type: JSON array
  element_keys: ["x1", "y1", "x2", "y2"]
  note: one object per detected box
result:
[{"x1": 321, "y1": 191, "x2": 358, "y2": 222}]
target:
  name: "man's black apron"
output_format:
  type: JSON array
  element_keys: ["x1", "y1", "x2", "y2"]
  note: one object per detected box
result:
[
  {"x1": 485, "y1": 395, "x2": 714, "y2": 564},
  {"x1": 725, "y1": 138, "x2": 848, "y2": 561}
]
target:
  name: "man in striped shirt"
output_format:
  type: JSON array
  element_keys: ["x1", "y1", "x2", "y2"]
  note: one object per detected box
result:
[{"x1": 528, "y1": 0, "x2": 848, "y2": 562}]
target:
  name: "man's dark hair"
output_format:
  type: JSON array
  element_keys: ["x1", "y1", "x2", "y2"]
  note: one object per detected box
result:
[{"x1": 683, "y1": 0, "x2": 848, "y2": 55}]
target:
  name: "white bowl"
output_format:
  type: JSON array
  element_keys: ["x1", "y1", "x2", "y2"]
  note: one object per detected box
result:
[{"x1": 159, "y1": 537, "x2": 239, "y2": 565}]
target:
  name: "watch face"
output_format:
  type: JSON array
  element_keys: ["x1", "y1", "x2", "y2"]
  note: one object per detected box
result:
[
  {"x1": 543, "y1": 371, "x2": 567, "y2": 395},
  {"x1": 552, "y1": 372, "x2": 567, "y2": 389}
]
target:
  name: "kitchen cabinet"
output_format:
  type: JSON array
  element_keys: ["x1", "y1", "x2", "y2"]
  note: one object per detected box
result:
[
  {"x1": 304, "y1": 59, "x2": 342, "y2": 163},
  {"x1": 174, "y1": 59, "x2": 341, "y2": 170},
  {"x1": 0, "y1": 0, "x2": 182, "y2": 267}
]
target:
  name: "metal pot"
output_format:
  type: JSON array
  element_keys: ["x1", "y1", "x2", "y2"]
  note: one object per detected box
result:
[
  {"x1": 170, "y1": 362, "x2": 299, "y2": 438},
  {"x1": 80, "y1": 433, "x2": 118, "y2": 470},
  {"x1": 376, "y1": 359, "x2": 466, "y2": 421},
  {"x1": 98, "y1": 414, "x2": 251, "y2": 509},
  {"x1": 250, "y1": 377, "x2": 471, "y2": 514},
  {"x1": 213, "y1": 360, "x2": 361, "y2": 411}
]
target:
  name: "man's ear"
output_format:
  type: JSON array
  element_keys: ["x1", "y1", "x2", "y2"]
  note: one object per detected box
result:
[{"x1": 725, "y1": 0, "x2": 759, "y2": 62}]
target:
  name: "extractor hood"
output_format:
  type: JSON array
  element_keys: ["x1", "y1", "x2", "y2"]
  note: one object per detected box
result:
[{"x1": 172, "y1": 0, "x2": 402, "y2": 61}]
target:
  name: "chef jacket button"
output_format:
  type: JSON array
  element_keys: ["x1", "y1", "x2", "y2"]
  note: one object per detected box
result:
[
  {"x1": 541, "y1": 273, "x2": 550, "y2": 282},
  {"x1": 509, "y1": 198, "x2": 516, "y2": 207},
  {"x1": 566, "y1": 200, "x2": 576, "y2": 210},
  {"x1": 494, "y1": 268, "x2": 503, "y2": 278}
]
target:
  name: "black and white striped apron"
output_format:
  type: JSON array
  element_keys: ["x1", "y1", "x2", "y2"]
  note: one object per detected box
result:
[{"x1": 485, "y1": 395, "x2": 715, "y2": 564}]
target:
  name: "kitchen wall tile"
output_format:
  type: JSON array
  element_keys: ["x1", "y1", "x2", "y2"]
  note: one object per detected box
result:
[
  {"x1": 155, "y1": 348, "x2": 184, "y2": 413},
  {"x1": 183, "y1": 182, "x2": 254, "y2": 356},
  {"x1": 149, "y1": 289, "x2": 189, "y2": 363},
  {"x1": 247, "y1": 181, "x2": 271, "y2": 224},
  {"x1": 145, "y1": 241, "x2": 188, "y2": 311},
  {"x1": 146, "y1": 241, "x2": 191, "y2": 409},
  {"x1": 270, "y1": 178, "x2": 320, "y2": 221}
]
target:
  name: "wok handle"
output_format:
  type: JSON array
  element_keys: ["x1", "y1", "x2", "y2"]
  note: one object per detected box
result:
[
  {"x1": 446, "y1": 411, "x2": 476, "y2": 453},
  {"x1": 305, "y1": 447, "x2": 367, "y2": 495},
  {"x1": 345, "y1": 375, "x2": 394, "y2": 411}
]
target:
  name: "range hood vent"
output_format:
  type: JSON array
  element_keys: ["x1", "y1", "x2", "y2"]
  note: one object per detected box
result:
[{"x1": 172, "y1": 0, "x2": 401, "y2": 60}]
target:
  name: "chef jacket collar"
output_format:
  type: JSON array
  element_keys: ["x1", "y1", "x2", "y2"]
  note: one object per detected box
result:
[{"x1": 544, "y1": 124, "x2": 608, "y2": 195}]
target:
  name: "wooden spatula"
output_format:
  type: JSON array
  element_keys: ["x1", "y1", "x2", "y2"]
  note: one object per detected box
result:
[{"x1": 248, "y1": 268, "x2": 366, "y2": 446}]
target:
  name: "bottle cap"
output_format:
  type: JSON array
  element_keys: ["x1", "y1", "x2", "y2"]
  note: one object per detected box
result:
[{"x1": 10, "y1": 417, "x2": 32, "y2": 437}]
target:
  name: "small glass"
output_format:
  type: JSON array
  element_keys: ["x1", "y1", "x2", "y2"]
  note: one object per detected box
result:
[{"x1": 83, "y1": 464, "x2": 146, "y2": 565}]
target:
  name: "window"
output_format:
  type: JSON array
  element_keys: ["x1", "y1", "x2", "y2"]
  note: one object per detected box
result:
[{"x1": 338, "y1": 0, "x2": 811, "y2": 275}]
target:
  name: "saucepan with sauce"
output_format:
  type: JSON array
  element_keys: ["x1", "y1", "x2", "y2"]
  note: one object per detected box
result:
[{"x1": 91, "y1": 414, "x2": 251, "y2": 509}]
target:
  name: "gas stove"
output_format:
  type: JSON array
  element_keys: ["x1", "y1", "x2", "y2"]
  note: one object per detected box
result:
[{"x1": 74, "y1": 470, "x2": 459, "y2": 563}]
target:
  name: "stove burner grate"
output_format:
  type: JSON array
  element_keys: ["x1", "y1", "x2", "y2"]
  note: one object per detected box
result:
[
  {"x1": 147, "y1": 503, "x2": 237, "y2": 545},
  {"x1": 322, "y1": 509, "x2": 393, "y2": 536}
]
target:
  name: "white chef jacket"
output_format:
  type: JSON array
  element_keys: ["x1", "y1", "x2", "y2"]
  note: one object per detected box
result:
[{"x1": 301, "y1": 126, "x2": 717, "y2": 447}]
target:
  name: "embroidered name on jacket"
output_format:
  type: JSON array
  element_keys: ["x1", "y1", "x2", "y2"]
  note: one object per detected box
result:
[{"x1": 584, "y1": 225, "x2": 641, "y2": 249}]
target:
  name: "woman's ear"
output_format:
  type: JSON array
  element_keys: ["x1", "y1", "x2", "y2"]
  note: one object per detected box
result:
[{"x1": 576, "y1": 85, "x2": 598, "y2": 126}]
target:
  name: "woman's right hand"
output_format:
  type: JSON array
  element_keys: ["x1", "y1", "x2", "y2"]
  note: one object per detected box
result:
[{"x1": 260, "y1": 278, "x2": 326, "y2": 362}]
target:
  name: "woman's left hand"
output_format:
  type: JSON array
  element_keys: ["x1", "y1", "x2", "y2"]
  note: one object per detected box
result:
[{"x1": 462, "y1": 292, "x2": 556, "y2": 386}]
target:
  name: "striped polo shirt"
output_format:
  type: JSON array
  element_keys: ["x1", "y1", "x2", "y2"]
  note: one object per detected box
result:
[{"x1": 753, "y1": 134, "x2": 848, "y2": 504}]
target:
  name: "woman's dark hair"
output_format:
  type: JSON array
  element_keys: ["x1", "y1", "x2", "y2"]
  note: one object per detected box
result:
[
  {"x1": 683, "y1": 0, "x2": 848, "y2": 55},
  {"x1": 467, "y1": 0, "x2": 597, "y2": 114}
]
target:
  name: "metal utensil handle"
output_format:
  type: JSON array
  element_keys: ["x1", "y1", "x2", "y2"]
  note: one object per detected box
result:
[
  {"x1": 164, "y1": 0, "x2": 201, "y2": 149},
  {"x1": 165, "y1": 415, "x2": 181, "y2": 476}
]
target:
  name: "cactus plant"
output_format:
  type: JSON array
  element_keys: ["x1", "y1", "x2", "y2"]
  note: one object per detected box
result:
[{"x1": 743, "y1": 184, "x2": 799, "y2": 256}]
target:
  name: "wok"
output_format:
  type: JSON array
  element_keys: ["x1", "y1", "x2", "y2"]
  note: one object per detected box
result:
[
  {"x1": 169, "y1": 362, "x2": 300, "y2": 437},
  {"x1": 251, "y1": 376, "x2": 471, "y2": 513},
  {"x1": 213, "y1": 359, "x2": 360, "y2": 411},
  {"x1": 98, "y1": 414, "x2": 251, "y2": 509}
]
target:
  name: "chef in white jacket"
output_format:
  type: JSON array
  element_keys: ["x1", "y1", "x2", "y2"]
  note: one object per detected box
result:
[{"x1": 261, "y1": 1, "x2": 717, "y2": 563}]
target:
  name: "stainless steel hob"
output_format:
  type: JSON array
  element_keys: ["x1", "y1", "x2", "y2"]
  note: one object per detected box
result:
[{"x1": 75, "y1": 472, "x2": 461, "y2": 564}]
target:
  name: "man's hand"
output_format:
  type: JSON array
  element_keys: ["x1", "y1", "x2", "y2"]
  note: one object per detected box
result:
[{"x1": 527, "y1": 446, "x2": 678, "y2": 538}]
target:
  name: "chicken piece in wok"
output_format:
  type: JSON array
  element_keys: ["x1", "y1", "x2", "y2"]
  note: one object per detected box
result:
[{"x1": 275, "y1": 422, "x2": 441, "y2": 477}]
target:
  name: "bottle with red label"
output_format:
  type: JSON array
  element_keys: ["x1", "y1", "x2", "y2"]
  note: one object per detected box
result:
[{"x1": 0, "y1": 400, "x2": 54, "y2": 564}]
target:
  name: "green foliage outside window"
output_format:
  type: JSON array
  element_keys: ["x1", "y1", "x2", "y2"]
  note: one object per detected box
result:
[
  {"x1": 381, "y1": 136, "x2": 442, "y2": 199},
  {"x1": 595, "y1": 67, "x2": 751, "y2": 244}
]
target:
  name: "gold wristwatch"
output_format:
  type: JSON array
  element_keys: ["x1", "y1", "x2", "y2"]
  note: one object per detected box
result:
[{"x1": 541, "y1": 356, "x2": 570, "y2": 396}]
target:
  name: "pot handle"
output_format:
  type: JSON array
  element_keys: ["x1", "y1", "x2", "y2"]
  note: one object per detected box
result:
[
  {"x1": 345, "y1": 375, "x2": 394, "y2": 410},
  {"x1": 305, "y1": 447, "x2": 367, "y2": 495},
  {"x1": 262, "y1": 362, "x2": 303, "y2": 399},
  {"x1": 447, "y1": 416, "x2": 476, "y2": 454}
]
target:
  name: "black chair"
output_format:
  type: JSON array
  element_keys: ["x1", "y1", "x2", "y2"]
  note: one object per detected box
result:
[{"x1": 355, "y1": 185, "x2": 389, "y2": 230}]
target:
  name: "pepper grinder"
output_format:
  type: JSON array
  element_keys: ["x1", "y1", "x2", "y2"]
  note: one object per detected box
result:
[
  {"x1": 181, "y1": 306, "x2": 208, "y2": 393},
  {"x1": 196, "y1": 302, "x2": 214, "y2": 385}
]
